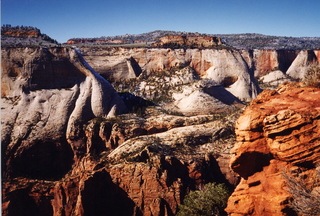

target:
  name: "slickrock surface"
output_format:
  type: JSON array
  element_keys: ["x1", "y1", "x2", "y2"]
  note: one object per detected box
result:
[{"x1": 226, "y1": 82, "x2": 320, "y2": 215}]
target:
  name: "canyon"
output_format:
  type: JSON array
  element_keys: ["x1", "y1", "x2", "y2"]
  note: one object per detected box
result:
[{"x1": 2, "y1": 31, "x2": 320, "y2": 216}]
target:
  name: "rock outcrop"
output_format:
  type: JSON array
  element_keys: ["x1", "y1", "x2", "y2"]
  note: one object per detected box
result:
[
  {"x1": 249, "y1": 50, "x2": 298, "y2": 77},
  {"x1": 1, "y1": 26, "x2": 58, "y2": 46},
  {"x1": 226, "y1": 82, "x2": 320, "y2": 215},
  {"x1": 258, "y1": 70, "x2": 291, "y2": 89},
  {"x1": 2, "y1": 109, "x2": 241, "y2": 216},
  {"x1": 80, "y1": 47, "x2": 320, "y2": 96}
]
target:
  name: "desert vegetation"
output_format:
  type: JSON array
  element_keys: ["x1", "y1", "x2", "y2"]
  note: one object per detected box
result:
[
  {"x1": 177, "y1": 182, "x2": 231, "y2": 216},
  {"x1": 304, "y1": 63, "x2": 320, "y2": 88},
  {"x1": 283, "y1": 166, "x2": 320, "y2": 215}
]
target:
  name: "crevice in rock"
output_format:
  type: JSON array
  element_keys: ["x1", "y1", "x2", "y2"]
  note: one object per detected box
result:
[
  {"x1": 221, "y1": 76, "x2": 238, "y2": 88},
  {"x1": 232, "y1": 152, "x2": 273, "y2": 179},
  {"x1": 267, "y1": 122, "x2": 310, "y2": 139}
]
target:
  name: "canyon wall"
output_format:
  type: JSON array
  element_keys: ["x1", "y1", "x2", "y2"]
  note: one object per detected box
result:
[
  {"x1": 2, "y1": 47, "x2": 240, "y2": 216},
  {"x1": 81, "y1": 47, "x2": 319, "y2": 84},
  {"x1": 81, "y1": 47, "x2": 261, "y2": 101},
  {"x1": 2, "y1": 45, "x2": 320, "y2": 216}
]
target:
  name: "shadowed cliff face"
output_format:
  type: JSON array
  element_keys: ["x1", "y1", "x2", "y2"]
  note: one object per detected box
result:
[{"x1": 226, "y1": 82, "x2": 320, "y2": 216}]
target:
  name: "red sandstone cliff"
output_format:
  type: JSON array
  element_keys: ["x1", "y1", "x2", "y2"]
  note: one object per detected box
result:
[{"x1": 226, "y1": 82, "x2": 320, "y2": 215}]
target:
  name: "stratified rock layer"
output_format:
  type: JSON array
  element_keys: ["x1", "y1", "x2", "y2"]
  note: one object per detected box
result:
[{"x1": 226, "y1": 82, "x2": 320, "y2": 216}]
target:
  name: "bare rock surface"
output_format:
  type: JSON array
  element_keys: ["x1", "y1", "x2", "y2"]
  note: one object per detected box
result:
[
  {"x1": 2, "y1": 108, "x2": 241, "y2": 216},
  {"x1": 226, "y1": 82, "x2": 320, "y2": 216}
]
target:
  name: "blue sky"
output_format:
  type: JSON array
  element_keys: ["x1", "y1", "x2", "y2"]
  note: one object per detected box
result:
[{"x1": 2, "y1": 0, "x2": 320, "y2": 43}]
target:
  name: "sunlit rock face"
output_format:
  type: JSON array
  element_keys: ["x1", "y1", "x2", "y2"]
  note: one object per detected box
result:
[
  {"x1": 226, "y1": 82, "x2": 320, "y2": 216},
  {"x1": 286, "y1": 50, "x2": 319, "y2": 79}
]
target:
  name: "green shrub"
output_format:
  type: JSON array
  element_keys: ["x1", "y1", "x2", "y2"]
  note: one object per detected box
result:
[{"x1": 177, "y1": 182, "x2": 231, "y2": 216}]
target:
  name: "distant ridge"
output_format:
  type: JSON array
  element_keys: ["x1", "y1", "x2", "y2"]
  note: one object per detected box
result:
[
  {"x1": 2, "y1": 25, "x2": 320, "y2": 50},
  {"x1": 67, "y1": 30, "x2": 320, "y2": 50}
]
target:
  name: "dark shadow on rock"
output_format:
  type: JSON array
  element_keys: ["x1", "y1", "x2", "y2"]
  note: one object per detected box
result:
[
  {"x1": 128, "y1": 57, "x2": 142, "y2": 77},
  {"x1": 28, "y1": 49, "x2": 87, "y2": 91},
  {"x1": 10, "y1": 138, "x2": 74, "y2": 181},
  {"x1": 206, "y1": 154, "x2": 239, "y2": 191},
  {"x1": 203, "y1": 85, "x2": 243, "y2": 105},
  {"x1": 231, "y1": 152, "x2": 274, "y2": 180},
  {"x1": 277, "y1": 50, "x2": 299, "y2": 73},
  {"x1": 7, "y1": 189, "x2": 53, "y2": 216},
  {"x1": 82, "y1": 170, "x2": 139, "y2": 216},
  {"x1": 118, "y1": 92, "x2": 155, "y2": 114},
  {"x1": 160, "y1": 198, "x2": 175, "y2": 216}
]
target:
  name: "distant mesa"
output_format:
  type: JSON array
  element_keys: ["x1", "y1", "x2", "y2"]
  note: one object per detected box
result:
[
  {"x1": 65, "y1": 33, "x2": 224, "y2": 49},
  {"x1": 2, "y1": 28, "x2": 41, "y2": 38},
  {"x1": 152, "y1": 35, "x2": 223, "y2": 48},
  {"x1": 65, "y1": 38, "x2": 146, "y2": 45},
  {"x1": 1, "y1": 24, "x2": 58, "y2": 46},
  {"x1": 3, "y1": 25, "x2": 320, "y2": 50}
]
